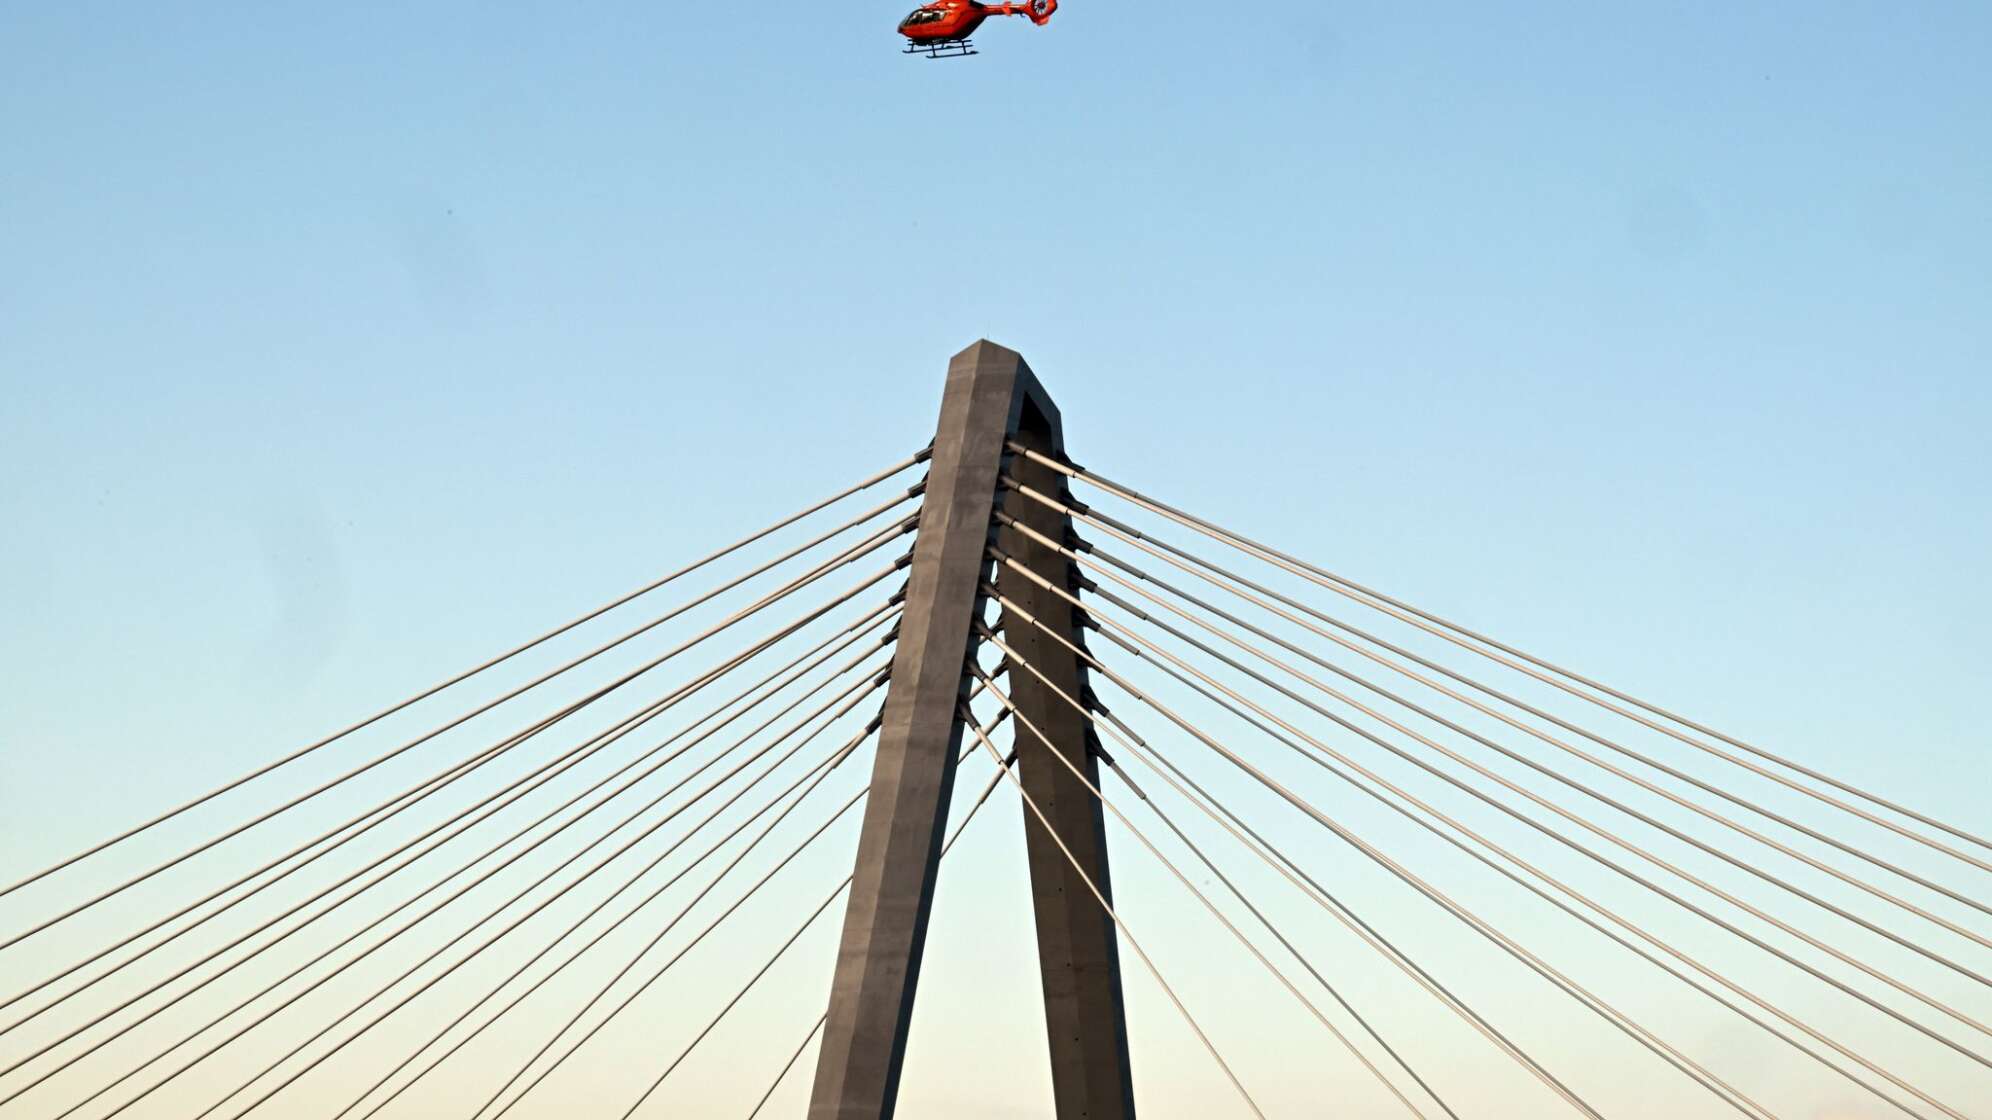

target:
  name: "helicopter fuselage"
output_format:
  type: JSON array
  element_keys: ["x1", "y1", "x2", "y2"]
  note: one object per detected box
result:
[
  {"x1": 897, "y1": 1, "x2": 1054, "y2": 45},
  {"x1": 898, "y1": 1, "x2": 993, "y2": 43}
]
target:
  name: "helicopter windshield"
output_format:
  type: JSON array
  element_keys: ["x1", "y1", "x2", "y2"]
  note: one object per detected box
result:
[{"x1": 901, "y1": 8, "x2": 945, "y2": 25}]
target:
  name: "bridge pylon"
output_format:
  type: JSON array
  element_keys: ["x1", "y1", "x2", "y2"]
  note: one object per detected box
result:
[{"x1": 807, "y1": 340, "x2": 1134, "y2": 1120}]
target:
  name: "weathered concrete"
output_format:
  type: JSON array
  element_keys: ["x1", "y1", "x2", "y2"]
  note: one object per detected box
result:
[
  {"x1": 810, "y1": 340, "x2": 1070, "y2": 1119},
  {"x1": 997, "y1": 419, "x2": 1137, "y2": 1120}
]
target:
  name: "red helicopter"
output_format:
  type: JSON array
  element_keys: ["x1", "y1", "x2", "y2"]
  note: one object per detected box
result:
[{"x1": 898, "y1": 0, "x2": 1057, "y2": 58}]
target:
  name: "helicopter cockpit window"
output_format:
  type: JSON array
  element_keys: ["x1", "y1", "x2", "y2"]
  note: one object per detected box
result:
[{"x1": 902, "y1": 9, "x2": 945, "y2": 24}]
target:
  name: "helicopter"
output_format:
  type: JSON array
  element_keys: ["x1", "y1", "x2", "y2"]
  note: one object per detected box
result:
[{"x1": 898, "y1": 0, "x2": 1056, "y2": 58}]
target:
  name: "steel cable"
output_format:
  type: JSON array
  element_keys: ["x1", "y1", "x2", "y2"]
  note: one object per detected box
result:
[
  {"x1": 611, "y1": 708, "x2": 1017, "y2": 1120},
  {"x1": 1097, "y1": 751, "x2": 1456, "y2": 1120},
  {"x1": 0, "y1": 496, "x2": 922, "y2": 955},
  {"x1": 4, "y1": 597, "x2": 903, "y2": 1113},
  {"x1": 968, "y1": 670, "x2": 1456, "y2": 1120},
  {"x1": 474, "y1": 705, "x2": 906, "y2": 1120},
  {"x1": 1002, "y1": 552, "x2": 1992, "y2": 1061},
  {"x1": 991, "y1": 586, "x2": 1951, "y2": 1119},
  {"x1": 479, "y1": 677, "x2": 1011, "y2": 1119},
  {"x1": 171, "y1": 667, "x2": 896, "y2": 1120},
  {"x1": 993, "y1": 507, "x2": 1992, "y2": 974},
  {"x1": 346, "y1": 686, "x2": 992, "y2": 1120},
  {"x1": 974, "y1": 628, "x2": 1604, "y2": 1120},
  {"x1": 211, "y1": 699, "x2": 881, "y2": 1120},
  {"x1": 0, "y1": 594, "x2": 903, "y2": 1049},
  {"x1": 3, "y1": 537, "x2": 911, "y2": 1072},
  {"x1": 1000, "y1": 476, "x2": 1992, "y2": 928},
  {"x1": 1006, "y1": 443, "x2": 1992, "y2": 867},
  {"x1": 987, "y1": 577, "x2": 1788, "y2": 1118},
  {"x1": 0, "y1": 452, "x2": 929, "y2": 904},
  {"x1": 744, "y1": 1015, "x2": 823, "y2": 1120},
  {"x1": 347, "y1": 697, "x2": 928, "y2": 1120},
  {"x1": 70, "y1": 658, "x2": 897, "y2": 1120},
  {"x1": 996, "y1": 578, "x2": 1988, "y2": 1109},
  {"x1": 957, "y1": 700, "x2": 1269, "y2": 1120}
]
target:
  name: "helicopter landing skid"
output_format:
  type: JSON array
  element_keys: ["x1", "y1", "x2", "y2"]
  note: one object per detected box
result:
[{"x1": 904, "y1": 38, "x2": 977, "y2": 58}]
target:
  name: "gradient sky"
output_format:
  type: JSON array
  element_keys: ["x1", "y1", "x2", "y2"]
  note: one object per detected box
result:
[{"x1": 3, "y1": 3, "x2": 1988, "y2": 1118}]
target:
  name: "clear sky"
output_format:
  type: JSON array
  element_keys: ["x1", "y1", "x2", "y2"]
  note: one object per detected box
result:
[{"x1": 2, "y1": 3, "x2": 1988, "y2": 1118}]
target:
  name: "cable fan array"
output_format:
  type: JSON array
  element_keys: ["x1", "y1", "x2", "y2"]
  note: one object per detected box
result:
[
  {"x1": 0, "y1": 450, "x2": 1024, "y2": 1120},
  {"x1": 963, "y1": 443, "x2": 1988, "y2": 1119},
  {"x1": 0, "y1": 438, "x2": 1984, "y2": 1120}
]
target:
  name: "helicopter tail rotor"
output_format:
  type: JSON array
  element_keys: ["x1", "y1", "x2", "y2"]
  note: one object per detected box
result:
[{"x1": 1024, "y1": 0, "x2": 1057, "y2": 25}]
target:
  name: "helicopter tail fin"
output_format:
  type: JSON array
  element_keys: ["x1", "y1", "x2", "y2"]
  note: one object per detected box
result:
[{"x1": 1025, "y1": 0, "x2": 1057, "y2": 25}]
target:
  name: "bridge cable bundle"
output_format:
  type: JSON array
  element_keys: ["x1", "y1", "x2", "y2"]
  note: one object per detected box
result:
[
  {"x1": 2, "y1": 423, "x2": 1984, "y2": 1119},
  {"x1": 0, "y1": 453, "x2": 975, "y2": 1119},
  {"x1": 979, "y1": 443, "x2": 1987, "y2": 1119}
]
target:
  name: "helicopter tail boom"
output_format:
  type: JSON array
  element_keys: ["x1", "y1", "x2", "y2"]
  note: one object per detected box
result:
[{"x1": 995, "y1": 0, "x2": 1057, "y2": 26}]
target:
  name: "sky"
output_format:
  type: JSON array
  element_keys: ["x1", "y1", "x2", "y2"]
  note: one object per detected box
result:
[{"x1": 2, "y1": 2, "x2": 1988, "y2": 1118}]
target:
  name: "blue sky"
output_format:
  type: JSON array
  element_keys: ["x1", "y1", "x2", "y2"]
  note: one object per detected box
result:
[{"x1": 3, "y1": 3, "x2": 1988, "y2": 1117}]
